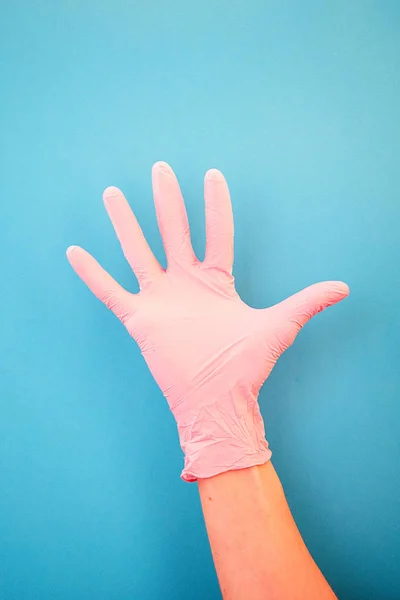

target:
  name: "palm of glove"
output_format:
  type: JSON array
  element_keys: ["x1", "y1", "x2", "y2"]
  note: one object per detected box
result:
[{"x1": 67, "y1": 162, "x2": 348, "y2": 443}]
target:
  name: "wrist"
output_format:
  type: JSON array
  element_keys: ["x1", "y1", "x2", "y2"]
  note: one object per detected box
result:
[{"x1": 176, "y1": 385, "x2": 271, "y2": 481}]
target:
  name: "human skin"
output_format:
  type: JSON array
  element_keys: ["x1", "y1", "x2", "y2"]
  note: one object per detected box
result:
[{"x1": 198, "y1": 462, "x2": 337, "y2": 600}]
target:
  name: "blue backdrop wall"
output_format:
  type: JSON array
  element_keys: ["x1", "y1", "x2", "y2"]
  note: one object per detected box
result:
[{"x1": 1, "y1": 2, "x2": 399, "y2": 599}]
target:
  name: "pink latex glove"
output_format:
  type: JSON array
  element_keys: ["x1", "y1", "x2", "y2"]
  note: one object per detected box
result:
[{"x1": 67, "y1": 162, "x2": 349, "y2": 481}]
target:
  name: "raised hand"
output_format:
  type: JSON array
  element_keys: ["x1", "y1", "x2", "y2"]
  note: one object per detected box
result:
[{"x1": 67, "y1": 162, "x2": 349, "y2": 480}]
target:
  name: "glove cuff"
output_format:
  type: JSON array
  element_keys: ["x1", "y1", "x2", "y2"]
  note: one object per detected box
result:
[{"x1": 176, "y1": 385, "x2": 271, "y2": 482}]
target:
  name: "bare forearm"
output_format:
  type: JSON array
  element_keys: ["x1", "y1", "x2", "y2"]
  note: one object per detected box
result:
[{"x1": 198, "y1": 462, "x2": 337, "y2": 600}]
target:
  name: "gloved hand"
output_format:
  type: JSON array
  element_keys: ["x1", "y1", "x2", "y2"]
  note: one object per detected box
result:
[{"x1": 67, "y1": 162, "x2": 349, "y2": 481}]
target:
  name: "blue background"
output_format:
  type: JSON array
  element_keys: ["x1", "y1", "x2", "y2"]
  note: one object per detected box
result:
[{"x1": 1, "y1": 1, "x2": 399, "y2": 598}]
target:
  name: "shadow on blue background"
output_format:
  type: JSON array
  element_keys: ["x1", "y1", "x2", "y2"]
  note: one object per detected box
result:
[{"x1": 0, "y1": 1, "x2": 399, "y2": 599}]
